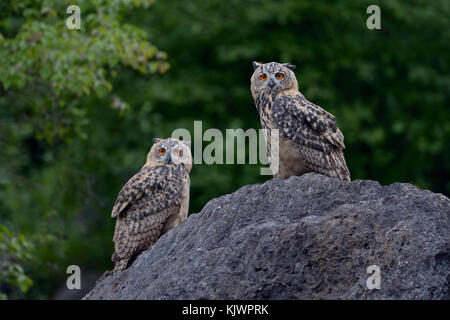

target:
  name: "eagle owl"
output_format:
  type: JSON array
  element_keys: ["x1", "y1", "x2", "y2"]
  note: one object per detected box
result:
[
  {"x1": 250, "y1": 61, "x2": 350, "y2": 181},
  {"x1": 111, "y1": 138, "x2": 192, "y2": 272}
]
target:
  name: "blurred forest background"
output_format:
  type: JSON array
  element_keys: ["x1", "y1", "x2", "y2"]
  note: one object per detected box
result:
[{"x1": 0, "y1": 0, "x2": 448, "y2": 299}]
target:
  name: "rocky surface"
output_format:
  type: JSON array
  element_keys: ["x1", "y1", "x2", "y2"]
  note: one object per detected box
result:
[{"x1": 84, "y1": 173, "x2": 449, "y2": 300}]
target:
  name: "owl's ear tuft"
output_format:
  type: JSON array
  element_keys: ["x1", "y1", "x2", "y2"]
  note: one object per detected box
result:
[
  {"x1": 152, "y1": 138, "x2": 162, "y2": 144},
  {"x1": 283, "y1": 63, "x2": 296, "y2": 71},
  {"x1": 252, "y1": 61, "x2": 262, "y2": 71}
]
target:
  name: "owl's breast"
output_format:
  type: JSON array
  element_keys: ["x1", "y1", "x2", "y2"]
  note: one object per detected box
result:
[{"x1": 256, "y1": 92, "x2": 280, "y2": 130}]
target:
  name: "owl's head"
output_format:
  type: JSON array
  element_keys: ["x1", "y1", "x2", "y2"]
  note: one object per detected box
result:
[
  {"x1": 146, "y1": 138, "x2": 192, "y2": 172},
  {"x1": 250, "y1": 61, "x2": 297, "y2": 99}
]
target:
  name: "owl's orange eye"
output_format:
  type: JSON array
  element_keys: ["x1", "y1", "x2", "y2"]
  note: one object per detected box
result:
[
  {"x1": 174, "y1": 149, "x2": 183, "y2": 157},
  {"x1": 275, "y1": 73, "x2": 284, "y2": 80},
  {"x1": 158, "y1": 148, "x2": 166, "y2": 155},
  {"x1": 259, "y1": 73, "x2": 267, "y2": 81}
]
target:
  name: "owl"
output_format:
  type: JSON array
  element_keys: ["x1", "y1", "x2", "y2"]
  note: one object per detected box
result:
[
  {"x1": 250, "y1": 61, "x2": 350, "y2": 181},
  {"x1": 111, "y1": 138, "x2": 192, "y2": 272}
]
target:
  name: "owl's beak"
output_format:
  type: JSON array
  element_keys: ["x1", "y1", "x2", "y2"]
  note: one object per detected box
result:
[
  {"x1": 166, "y1": 153, "x2": 172, "y2": 163},
  {"x1": 269, "y1": 79, "x2": 276, "y2": 89}
]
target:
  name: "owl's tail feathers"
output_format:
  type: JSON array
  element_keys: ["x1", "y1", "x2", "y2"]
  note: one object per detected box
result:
[
  {"x1": 331, "y1": 150, "x2": 351, "y2": 182},
  {"x1": 112, "y1": 252, "x2": 129, "y2": 272}
]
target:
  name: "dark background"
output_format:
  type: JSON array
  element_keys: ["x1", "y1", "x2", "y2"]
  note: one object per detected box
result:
[{"x1": 0, "y1": 0, "x2": 448, "y2": 299}]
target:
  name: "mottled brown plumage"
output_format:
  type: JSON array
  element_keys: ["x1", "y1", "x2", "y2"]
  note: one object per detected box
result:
[
  {"x1": 111, "y1": 138, "x2": 192, "y2": 272},
  {"x1": 251, "y1": 61, "x2": 350, "y2": 181}
]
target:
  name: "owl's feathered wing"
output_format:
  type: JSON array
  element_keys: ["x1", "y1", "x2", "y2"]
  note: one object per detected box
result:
[
  {"x1": 271, "y1": 91, "x2": 351, "y2": 181},
  {"x1": 111, "y1": 165, "x2": 185, "y2": 271}
]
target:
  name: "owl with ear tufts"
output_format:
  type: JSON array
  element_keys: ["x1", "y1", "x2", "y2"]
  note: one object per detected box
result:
[
  {"x1": 250, "y1": 61, "x2": 350, "y2": 181},
  {"x1": 111, "y1": 138, "x2": 192, "y2": 272}
]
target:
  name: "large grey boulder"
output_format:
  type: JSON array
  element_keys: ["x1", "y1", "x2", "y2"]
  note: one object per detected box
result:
[{"x1": 84, "y1": 173, "x2": 449, "y2": 300}]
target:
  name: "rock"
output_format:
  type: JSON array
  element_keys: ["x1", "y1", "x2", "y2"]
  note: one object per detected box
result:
[{"x1": 84, "y1": 173, "x2": 449, "y2": 300}]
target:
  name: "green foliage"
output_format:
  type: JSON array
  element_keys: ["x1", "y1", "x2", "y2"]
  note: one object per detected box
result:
[
  {"x1": 0, "y1": 225, "x2": 34, "y2": 299},
  {"x1": 0, "y1": 0, "x2": 449, "y2": 299},
  {"x1": 0, "y1": 0, "x2": 167, "y2": 299},
  {"x1": 0, "y1": 0, "x2": 167, "y2": 142}
]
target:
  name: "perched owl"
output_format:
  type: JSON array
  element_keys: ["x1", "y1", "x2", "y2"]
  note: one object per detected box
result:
[
  {"x1": 250, "y1": 61, "x2": 350, "y2": 181},
  {"x1": 111, "y1": 138, "x2": 192, "y2": 272}
]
